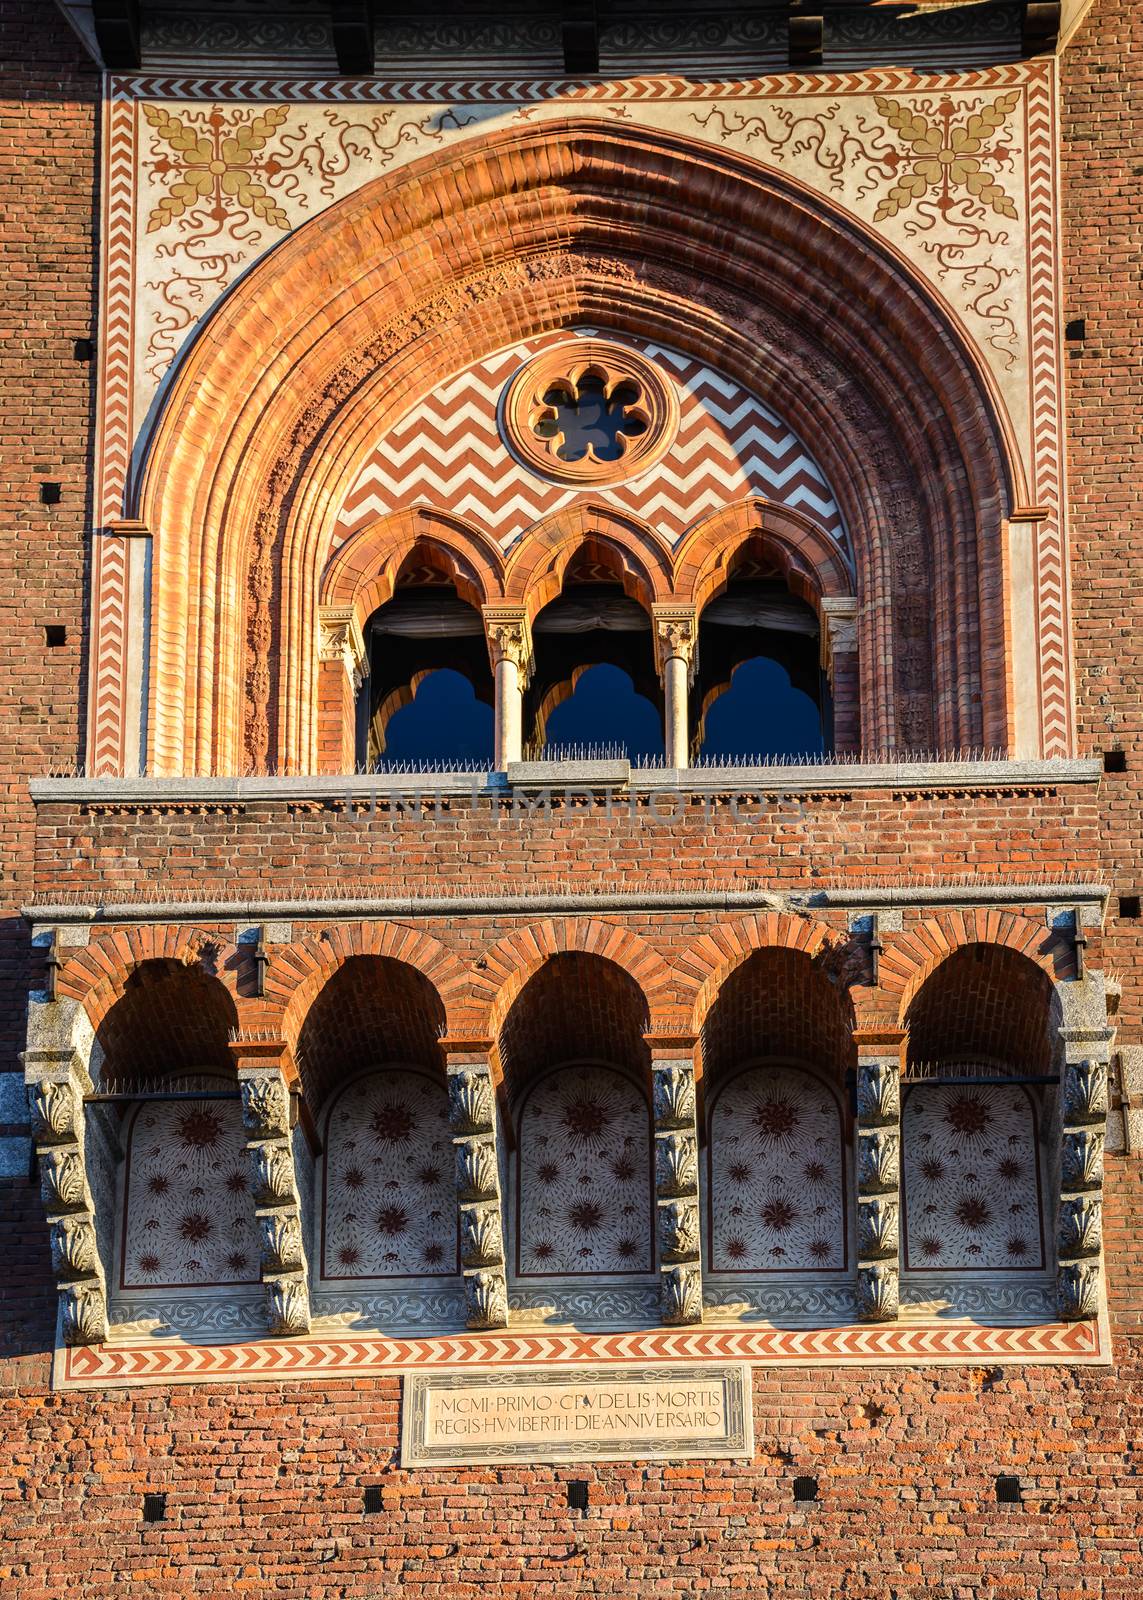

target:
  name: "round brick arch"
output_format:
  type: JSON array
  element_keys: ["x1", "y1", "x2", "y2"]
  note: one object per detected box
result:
[
  {"x1": 272, "y1": 922, "x2": 468, "y2": 1053},
  {"x1": 59, "y1": 925, "x2": 233, "y2": 1039},
  {"x1": 884, "y1": 909, "x2": 1072, "y2": 1022},
  {"x1": 472, "y1": 918, "x2": 675, "y2": 1050},
  {"x1": 133, "y1": 118, "x2": 1024, "y2": 775},
  {"x1": 503, "y1": 503, "x2": 674, "y2": 623},
  {"x1": 678, "y1": 912, "x2": 849, "y2": 1038}
]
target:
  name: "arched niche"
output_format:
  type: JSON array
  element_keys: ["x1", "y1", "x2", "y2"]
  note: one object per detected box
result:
[{"x1": 131, "y1": 120, "x2": 1023, "y2": 775}]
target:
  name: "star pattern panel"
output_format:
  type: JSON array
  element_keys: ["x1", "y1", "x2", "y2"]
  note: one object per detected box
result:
[
  {"x1": 516, "y1": 1065, "x2": 653, "y2": 1277},
  {"x1": 120, "y1": 1096, "x2": 260, "y2": 1289},
  {"x1": 902, "y1": 1083, "x2": 1045, "y2": 1272},
  {"x1": 321, "y1": 1070, "x2": 457, "y2": 1279},
  {"x1": 708, "y1": 1065, "x2": 847, "y2": 1274}
]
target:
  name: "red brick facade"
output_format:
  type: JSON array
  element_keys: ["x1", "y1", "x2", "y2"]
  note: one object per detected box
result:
[{"x1": 3, "y1": 2, "x2": 1143, "y2": 1595}]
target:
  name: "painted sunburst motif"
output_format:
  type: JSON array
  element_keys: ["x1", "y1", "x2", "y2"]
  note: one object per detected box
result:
[
  {"x1": 902, "y1": 1082, "x2": 1044, "y2": 1271},
  {"x1": 517, "y1": 1065, "x2": 652, "y2": 1276},
  {"x1": 322, "y1": 1070, "x2": 456, "y2": 1280},
  {"x1": 121, "y1": 1094, "x2": 259, "y2": 1289},
  {"x1": 709, "y1": 1065, "x2": 846, "y2": 1274}
]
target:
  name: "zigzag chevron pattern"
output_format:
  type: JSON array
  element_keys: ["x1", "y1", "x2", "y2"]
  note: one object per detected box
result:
[
  {"x1": 115, "y1": 63, "x2": 1043, "y2": 104},
  {"x1": 89, "y1": 536, "x2": 130, "y2": 777},
  {"x1": 95, "y1": 92, "x2": 136, "y2": 525},
  {"x1": 60, "y1": 1315, "x2": 1104, "y2": 1391},
  {"x1": 1025, "y1": 71, "x2": 1072, "y2": 758},
  {"x1": 335, "y1": 335, "x2": 850, "y2": 558}
]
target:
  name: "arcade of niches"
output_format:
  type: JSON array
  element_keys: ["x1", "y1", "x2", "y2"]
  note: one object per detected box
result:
[{"x1": 17, "y1": 3, "x2": 1132, "y2": 1401}]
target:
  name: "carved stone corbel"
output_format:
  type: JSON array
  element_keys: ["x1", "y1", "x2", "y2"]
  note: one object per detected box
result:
[
  {"x1": 652, "y1": 1059, "x2": 703, "y2": 1325},
  {"x1": 24, "y1": 1047, "x2": 108, "y2": 1346},
  {"x1": 1055, "y1": 976, "x2": 1113, "y2": 1321},
  {"x1": 445, "y1": 1055, "x2": 508, "y2": 1330},
  {"x1": 853, "y1": 1035, "x2": 903, "y2": 1323},
  {"x1": 820, "y1": 596, "x2": 859, "y2": 680},
  {"x1": 483, "y1": 607, "x2": 534, "y2": 686},
  {"x1": 651, "y1": 607, "x2": 699, "y2": 684},
  {"x1": 239, "y1": 1064, "x2": 311, "y2": 1336}
]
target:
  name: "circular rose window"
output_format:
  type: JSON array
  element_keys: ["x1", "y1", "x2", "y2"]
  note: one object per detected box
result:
[{"x1": 501, "y1": 338, "x2": 680, "y2": 487}]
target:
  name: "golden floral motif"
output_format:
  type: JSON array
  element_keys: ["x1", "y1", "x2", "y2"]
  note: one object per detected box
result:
[
  {"x1": 142, "y1": 103, "x2": 294, "y2": 233},
  {"x1": 872, "y1": 91, "x2": 1020, "y2": 222}
]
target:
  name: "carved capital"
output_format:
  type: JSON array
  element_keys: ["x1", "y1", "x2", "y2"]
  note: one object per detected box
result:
[
  {"x1": 855, "y1": 1059, "x2": 900, "y2": 1126},
  {"x1": 1061, "y1": 1129, "x2": 1104, "y2": 1193},
  {"x1": 50, "y1": 1214, "x2": 100, "y2": 1281},
  {"x1": 447, "y1": 1066, "x2": 495, "y2": 1136},
  {"x1": 856, "y1": 1196, "x2": 899, "y2": 1261},
  {"x1": 464, "y1": 1268, "x2": 508, "y2": 1331},
  {"x1": 652, "y1": 1062, "x2": 695, "y2": 1132},
  {"x1": 317, "y1": 604, "x2": 367, "y2": 693},
  {"x1": 483, "y1": 608, "x2": 533, "y2": 683},
  {"x1": 240, "y1": 1073, "x2": 292, "y2": 1141},
  {"x1": 454, "y1": 1135, "x2": 499, "y2": 1203},
  {"x1": 28, "y1": 1077, "x2": 79, "y2": 1144},
  {"x1": 856, "y1": 1262, "x2": 899, "y2": 1323},
  {"x1": 40, "y1": 1147, "x2": 89, "y2": 1213},
  {"x1": 1062, "y1": 1058, "x2": 1108, "y2": 1127},
  {"x1": 60, "y1": 1279, "x2": 108, "y2": 1347},
  {"x1": 657, "y1": 1198, "x2": 699, "y2": 1265},
  {"x1": 460, "y1": 1202, "x2": 504, "y2": 1270},
  {"x1": 265, "y1": 1272, "x2": 311, "y2": 1336},
  {"x1": 1057, "y1": 1194, "x2": 1102, "y2": 1260},
  {"x1": 820, "y1": 595, "x2": 859, "y2": 677},
  {"x1": 652, "y1": 607, "x2": 699, "y2": 680},
  {"x1": 857, "y1": 1128, "x2": 899, "y2": 1196},
  {"x1": 661, "y1": 1263, "x2": 703, "y2": 1326},
  {"x1": 655, "y1": 1132, "x2": 698, "y2": 1199},
  {"x1": 258, "y1": 1209, "x2": 305, "y2": 1274},
  {"x1": 251, "y1": 1142, "x2": 297, "y2": 1207},
  {"x1": 1056, "y1": 1260, "x2": 1100, "y2": 1322}
]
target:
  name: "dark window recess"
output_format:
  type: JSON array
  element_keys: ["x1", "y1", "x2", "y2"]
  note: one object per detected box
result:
[
  {"x1": 363, "y1": 1485, "x2": 383, "y2": 1515},
  {"x1": 695, "y1": 575, "x2": 829, "y2": 762},
  {"x1": 792, "y1": 1476, "x2": 819, "y2": 1503},
  {"x1": 525, "y1": 579, "x2": 663, "y2": 761},
  {"x1": 995, "y1": 1475, "x2": 1022, "y2": 1504},
  {"x1": 40, "y1": 482, "x2": 62, "y2": 505},
  {"x1": 358, "y1": 581, "x2": 495, "y2": 769},
  {"x1": 1119, "y1": 895, "x2": 1141, "y2": 920},
  {"x1": 142, "y1": 1493, "x2": 167, "y2": 1523},
  {"x1": 74, "y1": 337, "x2": 95, "y2": 362},
  {"x1": 1104, "y1": 748, "x2": 1127, "y2": 773},
  {"x1": 1065, "y1": 318, "x2": 1086, "y2": 342},
  {"x1": 566, "y1": 1480, "x2": 590, "y2": 1511},
  {"x1": 44, "y1": 625, "x2": 67, "y2": 647}
]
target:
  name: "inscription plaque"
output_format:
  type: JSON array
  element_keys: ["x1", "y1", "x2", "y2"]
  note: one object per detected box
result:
[{"x1": 400, "y1": 1363, "x2": 753, "y2": 1466}]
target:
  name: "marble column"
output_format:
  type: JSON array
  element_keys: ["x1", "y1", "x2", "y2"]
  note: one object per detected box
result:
[
  {"x1": 653, "y1": 607, "x2": 698, "y2": 770},
  {"x1": 484, "y1": 608, "x2": 533, "y2": 770}
]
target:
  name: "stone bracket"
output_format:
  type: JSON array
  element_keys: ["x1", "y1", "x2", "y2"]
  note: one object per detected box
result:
[
  {"x1": 447, "y1": 1060, "x2": 508, "y2": 1330},
  {"x1": 1055, "y1": 977, "x2": 1114, "y2": 1321},
  {"x1": 855, "y1": 1052, "x2": 901, "y2": 1323},
  {"x1": 652, "y1": 1060, "x2": 703, "y2": 1325},
  {"x1": 24, "y1": 1047, "x2": 108, "y2": 1347},
  {"x1": 240, "y1": 1065, "x2": 311, "y2": 1336}
]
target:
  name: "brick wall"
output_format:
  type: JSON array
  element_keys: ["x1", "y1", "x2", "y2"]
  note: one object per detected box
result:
[{"x1": 3, "y1": 1, "x2": 1143, "y2": 1594}]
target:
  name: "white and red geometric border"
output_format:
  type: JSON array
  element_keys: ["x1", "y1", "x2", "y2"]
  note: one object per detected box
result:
[{"x1": 56, "y1": 1313, "x2": 1109, "y2": 1391}]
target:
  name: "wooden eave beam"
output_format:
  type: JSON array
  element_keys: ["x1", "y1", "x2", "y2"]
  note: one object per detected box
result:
[
  {"x1": 332, "y1": 0, "x2": 375, "y2": 76},
  {"x1": 91, "y1": 0, "x2": 141, "y2": 68},
  {"x1": 563, "y1": 1, "x2": 600, "y2": 76},
  {"x1": 788, "y1": 2, "x2": 824, "y2": 69},
  {"x1": 1023, "y1": 1, "x2": 1062, "y2": 54}
]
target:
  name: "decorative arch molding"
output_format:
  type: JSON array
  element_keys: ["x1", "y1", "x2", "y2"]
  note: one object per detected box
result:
[
  {"x1": 273, "y1": 923, "x2": 467, "y2": 1056},
  {"x1": 886, "y1": 911, "x2": 1071, "y2": 1020},
  {"x1": 681, "y1": 912, "x2": 849, "y2": 1038},
  {"x1": 130, "y1": 119, "x2": 1030, "y2": 775},
  {"x1": 320, "y1": 508, "x2": 506, "y2": 628},
  {"x1": 473, "y1": 919, "x2": 673, "y2": 1054},
  {"x1": 504, "y1": 504, "x2": 674, "y2": 624},
  {"x1": 59, "y1": 927, "x2": 233, "y2": 1041}
]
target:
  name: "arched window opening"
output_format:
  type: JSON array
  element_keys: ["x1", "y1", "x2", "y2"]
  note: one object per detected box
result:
[
  {"x1": 694, "y1": 554, "x2": 829, "y2": 762},
  {"x1": 702, "y1": 949, "x2": 855, "y2": 1283},
  {"x1": 96, "y1": 961, "x2": 256, "y2": 1296},
  {"x1": 525, "y1": 554, "x2": 663, "y2": 760},
  {"x1": 498, "y1": 953, "x2": 653, "y2": 1281},
  {"x1": 357, "y1": 559, "x2": 493, "y2": 768},
  {"x1": 302, "y1": 957, "x2": 458, "y2": 1292},
  {"x1": 901, "y1": 945, "x2": 1057, "y2": 1278}
]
